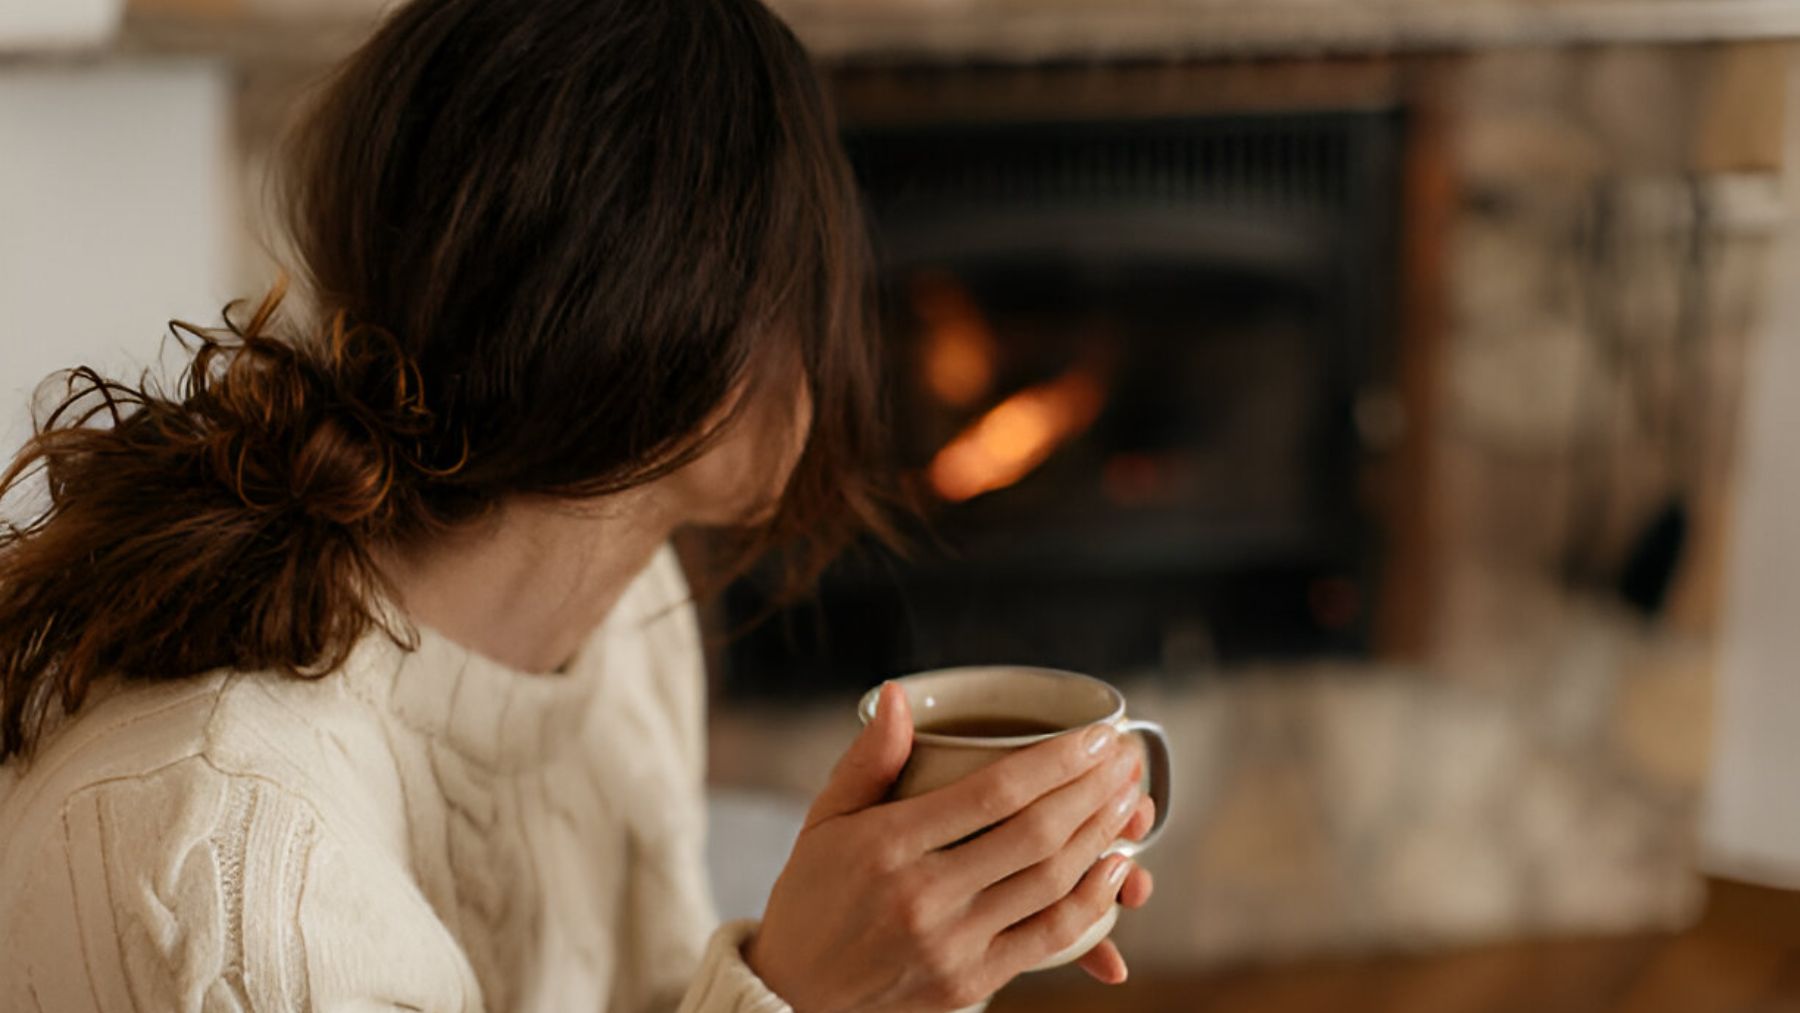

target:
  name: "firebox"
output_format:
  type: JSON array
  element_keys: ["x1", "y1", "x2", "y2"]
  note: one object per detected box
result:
[{"x1": 721, "y1": 109, "x2": 1405, "y2": 699}]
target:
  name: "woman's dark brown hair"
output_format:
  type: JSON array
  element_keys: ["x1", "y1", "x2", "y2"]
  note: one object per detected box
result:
[{"x1": 0, "y1": 0, "x2": 893, "y2": 760}]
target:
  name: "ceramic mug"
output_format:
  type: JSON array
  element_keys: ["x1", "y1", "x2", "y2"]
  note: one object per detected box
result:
[{"x1": 857, "y1": 665, "x2": 1172, "y2": 970}]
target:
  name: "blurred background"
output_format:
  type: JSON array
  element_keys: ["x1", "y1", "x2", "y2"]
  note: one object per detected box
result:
[{"x1": 8, "y1": 0, "x2": 1800, "y2": 1009}]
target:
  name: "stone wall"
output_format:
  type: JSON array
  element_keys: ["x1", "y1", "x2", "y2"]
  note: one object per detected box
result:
[{"x1": 1436, "y1": 44, "x2": 1781, "y2": 673}]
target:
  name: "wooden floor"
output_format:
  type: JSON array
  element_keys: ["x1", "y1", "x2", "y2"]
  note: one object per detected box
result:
[{"x1": 989, "y1": 879, "x2": 1800, "y2": 1013}]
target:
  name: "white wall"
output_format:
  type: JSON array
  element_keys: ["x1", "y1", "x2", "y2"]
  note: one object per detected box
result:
[
  {"x1": 1702, "y1": 56, "x2": 1800, "y2": 887},
  {"x1": 1704, "y1": 262, "x2": 1800, "y2": 884},
  {"x1": 0, "y1": 60, "x2": 235, "y2": 459},
  {"x1": 0, "y1": 0, "x2": 122, "y2": 51}
]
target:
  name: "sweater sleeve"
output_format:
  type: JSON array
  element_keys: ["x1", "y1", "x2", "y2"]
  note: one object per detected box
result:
[
  {"x1": 635, "y1": 547, "x2": 986, "y2": 1013},
  {"x1": 2, "y1": 755, "x2": 483, "y2": 1013},
  {"x1": 671, "y1": 921, "x2": 792, "y2": 1013}
]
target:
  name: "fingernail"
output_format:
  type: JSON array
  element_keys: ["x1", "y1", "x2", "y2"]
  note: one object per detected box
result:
[
  {"x1": 1083, "y1": 723, "x2": 1118, "y2": 756},
  {"x1": 1112, "y1": 783, "x2": 1140, "y2": 820},
  {"x1": 1107, "y1": 857, "x2": 1131, "y2": 887}
]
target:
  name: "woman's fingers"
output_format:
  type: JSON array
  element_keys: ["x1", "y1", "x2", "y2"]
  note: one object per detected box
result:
[
  {"x1": 1119, "y1": 795, "x2": 1155, "y2": 842},
  {"x1": 938, "y1": 743, "x2": 1138, "y2": 892},
  {"x1": 1075, "y1": 939, "x2": 1129, "y2": 985},
  {"x1": 1119, "y1": 865, "x2": 1154, "y2": 909},
  {"x1": 806, "y1": 683, "x2": 914, "y2": 827},
  {"x1": 884, "y1": 723, "x2": 1121, "y2": 851},
  {"x1": 990, "y1": 854, "x2": 1133, "y2": 975},
  {"x1": 966, "y1": 773, "x2": 1141, "y2": 933}
]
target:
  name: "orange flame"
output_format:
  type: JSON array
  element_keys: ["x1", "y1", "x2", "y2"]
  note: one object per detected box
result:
[
  {"x1": 911, "y1": 271, "x2": 997, "y2": 408},
  {"x1": 927, "y1": 368, "x2": 1106, "y2": 503}
]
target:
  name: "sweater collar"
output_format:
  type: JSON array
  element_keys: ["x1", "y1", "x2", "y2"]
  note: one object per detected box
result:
[{"x1": 346, "y1": 595, "x2": 621, "y2": 773}]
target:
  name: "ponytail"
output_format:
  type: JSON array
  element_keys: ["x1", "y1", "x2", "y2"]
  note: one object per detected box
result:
[{"x1": 0, "y1": 279, "x2": 461, "y2": 760}]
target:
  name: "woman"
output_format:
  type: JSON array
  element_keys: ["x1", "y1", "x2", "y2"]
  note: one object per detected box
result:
[{"x1": 0, "y1": 0, "x2": 1155, "y2": 1010}]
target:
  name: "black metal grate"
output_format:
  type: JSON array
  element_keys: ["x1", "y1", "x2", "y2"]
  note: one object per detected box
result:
[{"x1": 843, "y1": 113, "x2": 1374, "y2": 217}]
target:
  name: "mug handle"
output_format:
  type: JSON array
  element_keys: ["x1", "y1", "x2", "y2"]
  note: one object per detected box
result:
[{"x1": 1105, "y1": 718, "x2": 1171, "y2": 858}]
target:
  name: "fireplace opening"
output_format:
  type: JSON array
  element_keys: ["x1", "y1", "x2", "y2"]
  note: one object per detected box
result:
[{"x1": 721, "y1": 109, "x2": 1407, "y2": 699}]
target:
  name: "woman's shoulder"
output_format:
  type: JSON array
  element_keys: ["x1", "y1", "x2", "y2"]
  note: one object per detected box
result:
[
  {"x1": 1, "y1": 673, "x2": 229, "y2": 838},
  {"x1": 0, "y1": 662, "x2": 408, "y2": 877},
  {"x1": 0, "y1": 668, "x2": 479, "y2": 1013}
]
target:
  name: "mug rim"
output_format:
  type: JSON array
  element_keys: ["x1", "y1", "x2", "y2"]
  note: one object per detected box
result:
[{"x1": 858, "y1": 665, "x2": 1127, "y2": 748}]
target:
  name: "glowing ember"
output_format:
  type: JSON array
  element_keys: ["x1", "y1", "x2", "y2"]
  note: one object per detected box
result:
[
  {"x1": 911, "y1": 271, "x2": 997, "y2": 408},
  {"x1": 927, "y1": 368, "x2": 1106, "y2": 503},
  {"x1": 1101, "y1": 452, "x2": 1163, "y2": 506}
]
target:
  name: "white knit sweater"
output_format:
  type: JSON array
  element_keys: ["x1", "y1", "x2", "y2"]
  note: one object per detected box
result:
[{"x1": 0, "y1": 545, "x2": 792, "y2": 1013}]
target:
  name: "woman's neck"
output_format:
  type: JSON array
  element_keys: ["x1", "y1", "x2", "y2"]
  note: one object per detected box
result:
[{"x1": 379, "y1": 491, "x2": 681, "y2": 674}]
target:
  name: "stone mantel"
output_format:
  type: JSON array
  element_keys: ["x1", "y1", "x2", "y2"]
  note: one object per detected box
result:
[
  {"x1": 771, "y1": 0, "x2": 1800, "y2": 63},
  {"x1": 73, "y1": 0, "x2": 1800, "y2": 71}
]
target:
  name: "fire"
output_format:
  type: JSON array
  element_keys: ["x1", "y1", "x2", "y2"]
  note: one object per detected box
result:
[
  {"x1": 911, "y1": 271, "x2": 997, "y2": 408},
  {"x1": 927, "y1": 368, "x2": 1106, "y2": 503}
]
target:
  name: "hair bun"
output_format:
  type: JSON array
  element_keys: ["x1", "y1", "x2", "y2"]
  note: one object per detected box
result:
[
  {"x1": 176, "y1": 280, "x2": 445, "y2": 532},
  {"x1": 284, "y1": 412, "x2": 395, "y2": 526}
]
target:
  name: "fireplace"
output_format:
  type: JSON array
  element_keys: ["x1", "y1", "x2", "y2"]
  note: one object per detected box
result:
[
  {"x1": 692, "y1": 34, "x2": 1763, "y2": 967},
  {"x1": 721, "y1": 108, "x2": 1408, "y2": 699}
]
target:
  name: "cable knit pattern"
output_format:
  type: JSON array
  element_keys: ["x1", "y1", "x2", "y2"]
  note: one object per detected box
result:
[{"x1": 0, "y1": 546, "x2": 793, "y2": 1013}]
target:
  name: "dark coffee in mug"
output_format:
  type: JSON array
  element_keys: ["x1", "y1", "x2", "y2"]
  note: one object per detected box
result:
[{"x1": 916, "y1": 714, "x2": 1068, "y2": 738}]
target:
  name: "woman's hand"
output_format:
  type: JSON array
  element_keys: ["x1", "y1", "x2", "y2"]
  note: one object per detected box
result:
[
  {"x1": 1072, "y1": 776, "x2": 1157, "y2": 986},
  {"x1": 745, "y1": 683, "x2": 1156, "y2": 1012}
]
